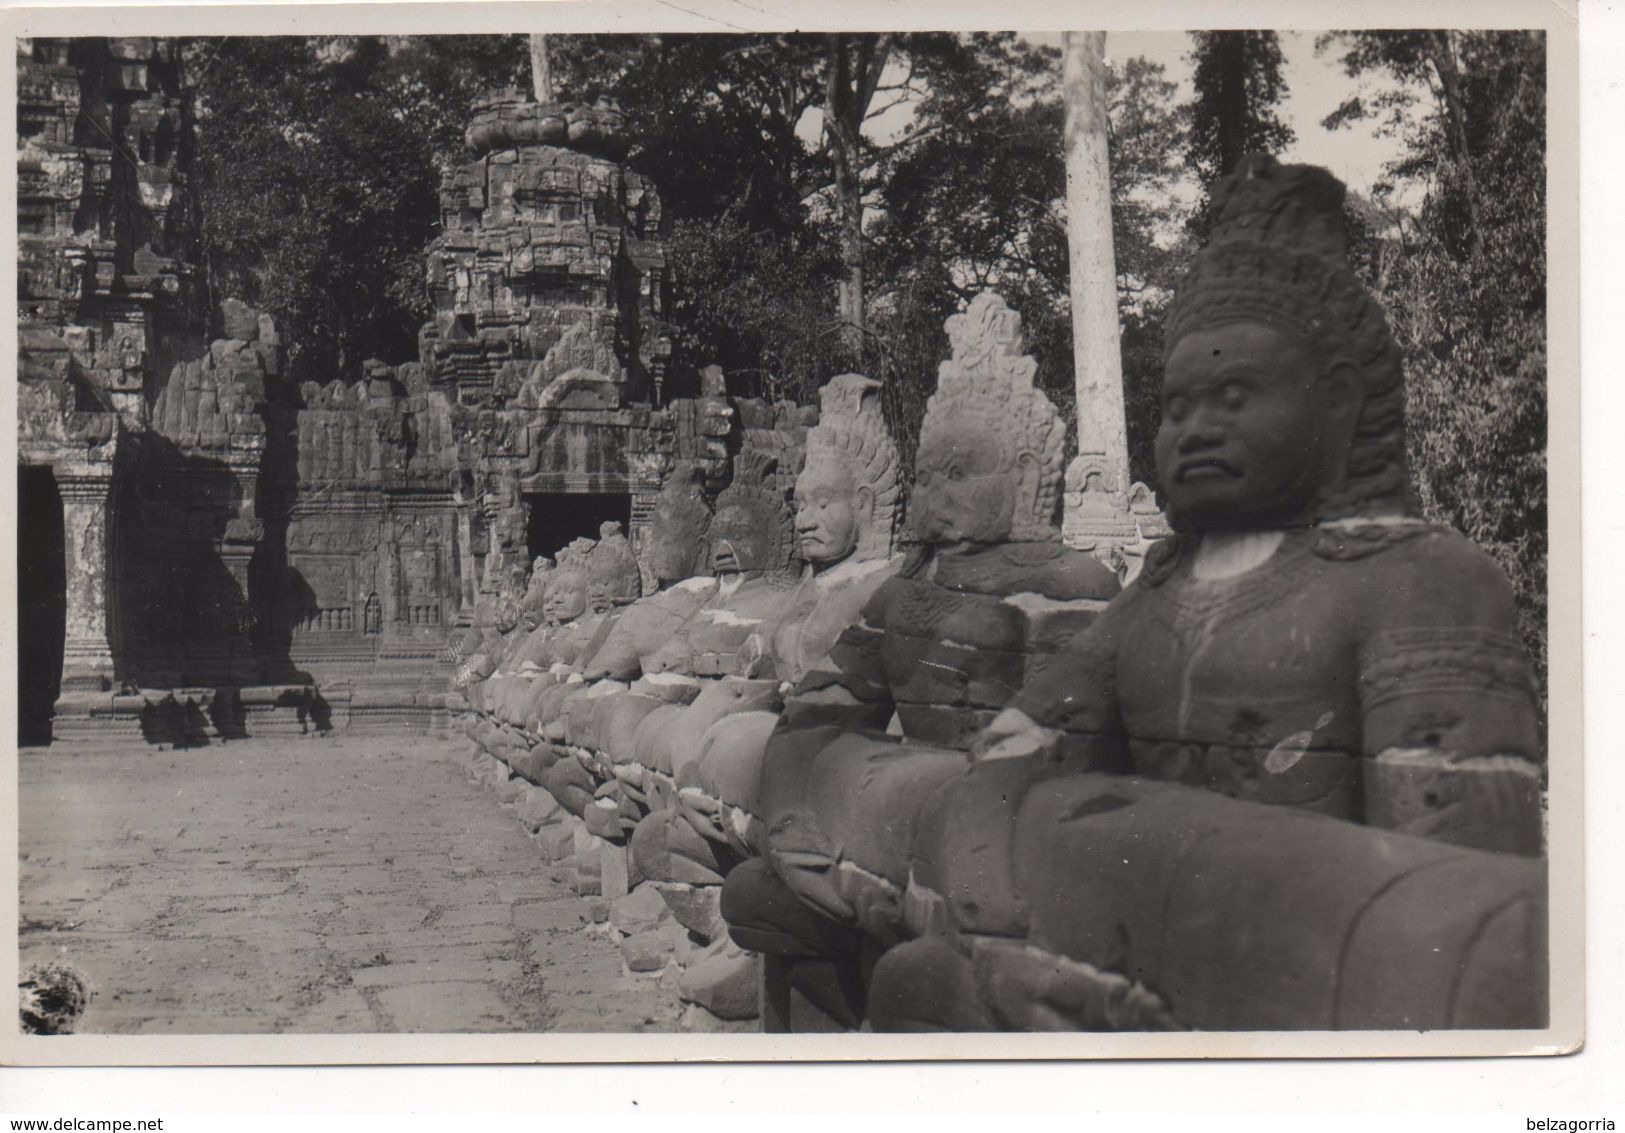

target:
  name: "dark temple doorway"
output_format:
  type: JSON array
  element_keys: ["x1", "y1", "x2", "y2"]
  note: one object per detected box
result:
[
  {"x1": 525, "y1": 492, "x2": 632, "y2": 562},
  {"x1": 18, "y1": 465, "x2": 67, "y2": 746}
]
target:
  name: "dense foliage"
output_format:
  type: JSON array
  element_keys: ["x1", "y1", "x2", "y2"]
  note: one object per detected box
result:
[
  {"x1": 1185, "y1": 31, "x2": 1294, "y2": 234},
  {"x1": 186, "y1": 36, "x2": 528, "y2": 377},
  {"x1": 1320, "y1": 30, "x2": 1548, "y2": 687}
]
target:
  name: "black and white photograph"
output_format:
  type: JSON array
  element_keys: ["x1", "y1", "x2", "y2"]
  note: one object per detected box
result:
[{"x1": 5, "y1": 0, "x2": 1582, "y2": 1069}]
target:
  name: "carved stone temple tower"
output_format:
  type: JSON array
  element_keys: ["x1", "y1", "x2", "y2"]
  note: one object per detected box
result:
[{"x1": 416, "y1": 88, "x2": 694, "y2": 606}]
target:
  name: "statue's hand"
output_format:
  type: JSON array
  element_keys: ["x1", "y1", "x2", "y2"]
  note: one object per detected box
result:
[{"x1": 971, "y1": 707, "x2": 1061, "y2": 763}]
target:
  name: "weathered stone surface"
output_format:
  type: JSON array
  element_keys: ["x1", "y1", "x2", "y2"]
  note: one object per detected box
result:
[
  {"x1": 534, "y1": 821, "x2": 578, "y2": 862},
  {"x1": 220, "y1": 297, "x2": 260, "y2": 341},
  {"x1": 17, "y1": 734, "x2": 681, "y2": 1033},
  {"x1": 865, "y1": 163, "x2": 1547, "y2": 1034},
  {"x1": 677, "y1": 937, "x2": 760, "y2": 1021},
  {"x1": 598, "y1": 834, "x2": 633, "y2": 898},
  {"x1": 513, "y1": 784, "x2": 564, "y2": 832},
  {"x1": 1007, "y1": 158, "x2": 1543, "y2": 854},
  {"x1": 629, "y1": 809, "x2": 732, "y2": 887},
  {"x1": 611, "y1": 884, "x2": 672, "y2": 937},
  {"x1": 620, "y1": 928, "x2": 675, "y2": 973},
  {"x1": 493, "y1": 773, "x2": 526, "y2": 805},
  {"x1": 677, "y1": 1002, "x2": 757, "y2": 1034},
  {"x1": 722, "y1": 294, "x2": 1121, "y2": 1027},
  {"x1": 876, "y1": 769, "x2": 1547, "y2": 1031},
  {"x1": 654, "y1": 881, "x2": 727, "y2": 941}
]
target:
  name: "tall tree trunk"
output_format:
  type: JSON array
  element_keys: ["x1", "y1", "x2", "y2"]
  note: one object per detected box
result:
[
  {"x1": 529, "y1": 33, "x2": 552, "y2": 103},
  {"x1": 1062, "y1": 31, "x2": 1129, "y2": 499},
  {"x1": 824, "y1": 33, "x2": 892, "y2": 353},
  {"x1": 1423, "y1": 30, "x2": 1484, "y2": 254},
  {"x1": 1215, "y1": 32, "x2": 1249, "y2": 176}
]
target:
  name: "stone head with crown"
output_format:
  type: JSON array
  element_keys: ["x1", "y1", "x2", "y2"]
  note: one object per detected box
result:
[
  {"x1": 911, "y1": 293, "x2": 1069, "y2": 548},
  {"x1": 541, "y1": 537, "x2": 594, "y2": 626},
  {"x1": 1156, "y1": 155, "x2": 1412, "y2": 535},
  {"x1": 795, "y1": 373, "x2": 900, "y2": 568},
  {"x1": 707, "y1": 449, "x2": 796, "y2": 577},
  {"x1": 585, "y1": 521, "x2": 643, "y2": 613},
  {"x1": 993, "y1": 154, "x2": 1544, "y2": 859}
]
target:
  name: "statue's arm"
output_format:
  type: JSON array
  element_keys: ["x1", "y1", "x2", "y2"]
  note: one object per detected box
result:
[
  {"x1": 1356, "y1": 533, "x2": 1545, "y2": 855},
  {"x1": 778, "y1": 610, "x2": 898, "y2": 734},
  {"x1": 989, "y1": 596, "x2": 1132, "y2": 773}
]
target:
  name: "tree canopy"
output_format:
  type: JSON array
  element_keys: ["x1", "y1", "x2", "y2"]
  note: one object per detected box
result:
[
  {"x1": 1185, "y1": 31, "x2": 1294, "y2": 232},
  {"x1": 186, "y1": 35, "x2": 530, "y2": 377}
]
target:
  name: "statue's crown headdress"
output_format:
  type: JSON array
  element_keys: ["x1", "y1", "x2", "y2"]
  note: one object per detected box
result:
[
  {"x1": 553, "y1": 536, "x2": 596, "y2": 579},
  {"x1": 1165, "y1": 154, "x2": 1414, "y2": 520},
  {"x1": 588, "y1": 521, "x2": 643, "y2": 604},
  {"x1": 714, "y1": 448, "x2": 796, "y2": 571},
  {"x1": 805, "y1": 373, "x2": 900, "y2": 559},
  {"x1": 920, "y1": 292, "x2": 1067, "y2": 540}
]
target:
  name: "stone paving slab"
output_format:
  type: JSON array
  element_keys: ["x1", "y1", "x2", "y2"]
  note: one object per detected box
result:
[{"x1": 19, "y1": 734, "x2": 684, "y2": 1033}]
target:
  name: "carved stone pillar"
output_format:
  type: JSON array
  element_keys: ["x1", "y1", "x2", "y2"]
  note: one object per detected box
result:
[
  {"x1": 215, "y1": 440, "x2": 266, "y2": 682},
  {"x1": 1059, "y1": 31, "x2": 1170, "y2": 584},
  {"x1": 454, "y1": 504, "x2": 478, "y2": 623},
  {"x1": 379, "y1": 511, "x2": 401, "y2": 628},
  {"x1": 57, "y1": 472, "x2": 116, "y2": 692}
]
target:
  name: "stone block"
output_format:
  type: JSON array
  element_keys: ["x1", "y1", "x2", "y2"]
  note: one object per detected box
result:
[
  {"x1": 629, "y1": 808, "x2": 730, "y2": 887},
  {"x1": 610, "y1": 884, "x2": 670, "y2": 937},
  {"x1": 598, "y1": 837, "x2": 631, "y2": 900},
  {"x1": 514, "y1": 786, "x2": 563, "y2": 832},
  {"x1": 562, "y1": 848, "x2": 601, "y2": 897},
  {"x1": 677, "y1": 936, "x2": 760, "y2": 1021},
  {"x1": 583, "y1": 795, "x2": 628, "y2": 842},
  {"x1": 508, "y1": 744, "x2": 552, "y2": 784},
  {"x1": 493, "y1": 774, "x2": 525, "y2": 805},
  {"x1": 655, "y1": 881, "x2": 726, "y2": 941},
  {"x1": 534, "y1": 822, "x2": 576, "y2": 861},
  {"x1": 620, "y1": 928, "x2": 673, "y2": 973}
]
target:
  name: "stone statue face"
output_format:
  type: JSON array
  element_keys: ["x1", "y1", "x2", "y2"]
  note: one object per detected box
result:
[
  {"x1": 911, "y1": 419, "x2": 1017, "y2": 546},
  {"x1": 520, "y1": 565, "x2": 550, "y2": 630},
  {"x1": 708, "y1": 502, "x2": 771, "y2": 573},
  {"x1": 794, "y1": 457, "x2": 863, "y2": 566},
  {"x1": 543, "y1": 571, "x2": 588, "y2": 624},
  {"x1": 585, "y1": 579, "x2": 612, "y2": 614},
  {"x1": 1156, "y1": 322, "x2": 1344, "y2": 531}
]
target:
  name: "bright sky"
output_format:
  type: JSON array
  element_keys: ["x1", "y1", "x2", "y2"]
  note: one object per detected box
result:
[
  {"x1": 820, "y1": 30, "x2": 1418, "y2": 204},
  {"x1": 1098, "y1": 29, "x2": 1411, "y2": 197}
]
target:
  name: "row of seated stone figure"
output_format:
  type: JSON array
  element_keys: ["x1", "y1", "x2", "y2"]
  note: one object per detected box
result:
[
  {"x1": 452, "y1": 370, "x2": 917, "y2": 1018},
  {"x1": 456, "y1": 157, "x2": 1548, "y2": 1033}
]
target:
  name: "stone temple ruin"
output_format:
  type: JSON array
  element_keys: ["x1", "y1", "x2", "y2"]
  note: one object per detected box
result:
[
  {"x1": 16, "y1": 38, "x2": 1548, "y2": 1037},
  {"x1": 18, "y1": 40, "x2": 731, "y2": 742}
]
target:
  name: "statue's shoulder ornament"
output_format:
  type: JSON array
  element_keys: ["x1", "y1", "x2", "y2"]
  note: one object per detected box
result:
[
  {"x1": 932, "y1": 541, "x2": 1118, "y2": 601},
  {"x1": 1311, "y1": 517, "x2": 1448, "y2": 562},
  {"x1": 1136, "y1": 534, "x2": 1191, "y2": 589}
]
